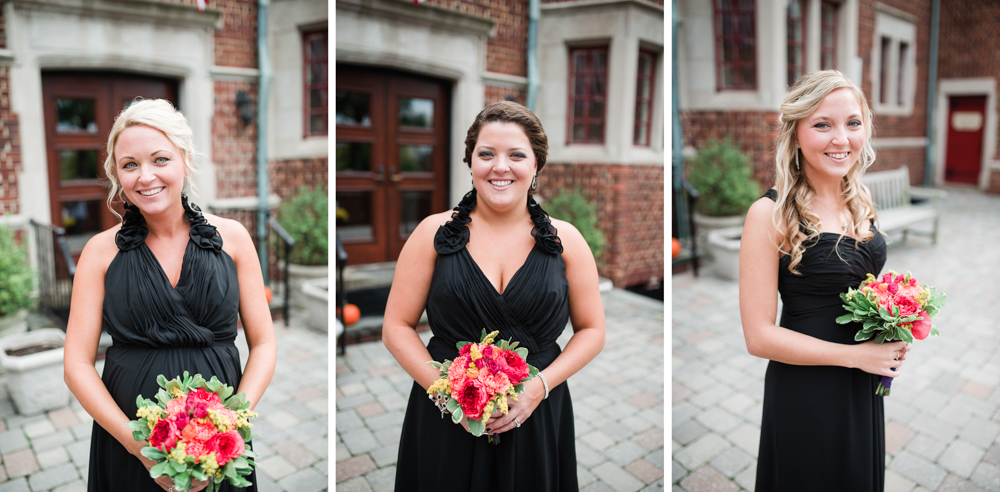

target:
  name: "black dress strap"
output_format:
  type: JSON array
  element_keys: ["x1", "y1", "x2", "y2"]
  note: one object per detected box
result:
[
  {"x1": 763, "y1": 189, "x2": 778, "y2": 201},
  {"x1": 115, "y1": 195, "x2": 222, "y2": 252},
  {"x1": 433, "y1": 190, "x2": 563, "y2": 255}
]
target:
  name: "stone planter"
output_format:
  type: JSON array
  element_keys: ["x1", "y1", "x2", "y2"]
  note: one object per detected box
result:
[
  {"x1": 707, "y1": 226, "x2": 743, "y2": 281},
  {"x1": 0, "y1": 310, "x2": 28, "y2": 339},
  {"x1": 278, "y1": 262, "x2": 328, "y2": 309},
  {"x1": 693, "y1": 213, "x2": 745, "y2": 260},
  {"x1": 301, "y1": 277, "x2": 328, "y2": 333},
  {"x1": 0, "y1": 328, "x2": 69, "y2": 415}
]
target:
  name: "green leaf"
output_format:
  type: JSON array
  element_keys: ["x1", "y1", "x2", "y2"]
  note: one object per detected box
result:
[
  {"x1": 243, "y1": 449, "x2": 259, "y2": 458},
  {"x1": 527, "y1": 364, "x2": 539, "y2": 379},
  {"x1": 480, "y1": 328, "x2": 487, "y2": 341},
  {"x1": 170, "y1": 459, "x2": 187, "y2": 474},
  {"x1": 468, "y1": 418, "x2": 485, "y2": 436},
  {"x1": 456, "y1": 341, "x2": 470, "y2": 351},
  {"x1": 428, "y1": 361, "x2": 444, "y2": 370},
  {"x1": 157, "y1": 374, "x2": 169, "y2": 388},
  {"x1": 931, "y1": 327, "x2": 940, "y2": 336},
  {"x1": 509, "y1": 341, "x2": 519, "y2": 350},
  {"x1": 446, "y1": 398, "x2": 460, "y2": 413},
  {"x1": 836, "y1": 314, "x2": 857, "y2": 324},
  {"x1": 141, "y1": 447, "x2": 167, "y2": 460},
  {"x1": 500, "y1": 339, "x2": 510, "y2": 351},
  {"x1": 452, "y1": 408, "x2": 464, "y2": 424},
  {"x1": 174, "y1": 471, "x2": 191, "y2": 491},
  {"x1": 863, "y1": 319, "x2": 879, "y2": 330},
  {"x1": 514, "y1": 347, "x2": 528, "y2": 359},
  {"x1": 898, "y1": 328, "x2": 914, "y2": 343},
  {"x1": 875, "y1": 331, "x2": 888, "y2": 344},
  {"x1": 232, "y1": 456, "x2": 249, "y2": 470},
  {"x1": 224, "y1": 461, "x2": 238, "y2": 479},
  {"x1": 855, "y1": 330, "x2": 873, "y2": 342},
  {"x1": 132, "y1": 430, "x2": 145, "y2": 441},
  {"x1": 513, "y1": 383, "x2": 524, "y2": 393},
  {"x1": 127, "y1": 419, "x2": 147, "y2": 432},
  {"x1": 239, "y1": 426, "x2": 252, "y2": 441},
  {"x1": 150, "y1": 460, "x2": 170, "y2": 478}
]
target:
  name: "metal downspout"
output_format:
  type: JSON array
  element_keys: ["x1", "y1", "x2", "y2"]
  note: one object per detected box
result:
[
  {"x1": 257, "y1": 0, "x2": 273, "y2": 283},
  {"x1": 924, "y1": 0, "x2": 940, "y2": 187},
  {"x1": 526, "y1": 0, "x2": 540, "y2": 111},
  {"x1": 672, "y1": 1, "x2": 687, "y2": 240}
]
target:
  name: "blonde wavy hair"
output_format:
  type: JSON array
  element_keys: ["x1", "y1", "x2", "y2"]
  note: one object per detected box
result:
[
  {"x1": 771, "y1": 70, "x2": 879, "y2": 274},
  {"x1": 103, "y1": 99, "x2": 199, "y2": 219}
]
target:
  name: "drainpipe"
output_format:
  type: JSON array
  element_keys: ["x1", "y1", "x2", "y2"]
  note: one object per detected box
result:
[
  {"x1": 924, "y1": 0, "x2": 939, "y2": 187},
  {"x1": 672, "y1": 1, "x2": 688, "y2": 240},
  {"x1": 257, "y1": 0, "x2": 272, "y2": 283},
  {"x1": 525, "y1": 0, "x2": 540, "y2": 111}
]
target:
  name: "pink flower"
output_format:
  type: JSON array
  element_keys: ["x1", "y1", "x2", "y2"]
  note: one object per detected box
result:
[
  {"x1": 480, "y1": 371, "x2": 511, "y2": 396},
  {"x1": 166, "y1": 396, "x2": 187, "y2": 416},
  {"x1": 893, "y1": 295, "x2": 921, "y2": 318},
  {"x1": 187, "y1": 388, "x2": 221, "y2": 409},
  {"x1": 455, "y1": 378, "x2": 490, "y2": 421},
  {"x1": 148, "y1": 418, "x2": 180, "y2": 452},
  {"x1": 500, "y1": 351, "x2": 530, "y2": 383},
  {"x1": 911, "y1": 311, "x2": 932, "y2": 340},
  {"x1": 206, "y1": 430, "x2": 245, "y2": 465},
  {"x1": 173, "y1": 412, "x2": 190, "y2": 430},
  {"x1": 887, "y1": 282, "x2": 899, "y2": 294}
]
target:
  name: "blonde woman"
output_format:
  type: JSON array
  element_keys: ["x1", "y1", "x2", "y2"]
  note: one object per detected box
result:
[
  {"x1": 739, "y1": 70, "x2": 909, "y2": 491},
  {"x1": 64, "y1": 99, "x2": 275, "y2": 491}
]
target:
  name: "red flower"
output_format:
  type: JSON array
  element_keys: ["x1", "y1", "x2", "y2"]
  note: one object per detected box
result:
[
  {"x1": 455, "y1": 378, "x2": 490, "y2": 421},
  {"x1": 501, "y1": 350, "x2": 529, "y2": 383},
  {"x1": 911, "y1": 311, "x2": 932, "y2": 340},
  {"x1": 206, "y1": 430, "x2": 245, "y2": 465},
  {"x1": 173, "y1": 412, "x2": 190, "y2": 430},
  {"x1": 893, "y1": 295, "x2": 921, "y2": 318},
  {"x1": 148, "y1": 419, "x2": 179, "y2": 452}
]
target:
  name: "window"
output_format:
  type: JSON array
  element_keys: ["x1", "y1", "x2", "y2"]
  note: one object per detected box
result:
[
  {"x1": 303, "y1": 29, "x2": 328, "y2": 137},
  {"x1": 820, "y1": 1, "x2": 838, "y2": 69},
  {"x1": 714, "y1": 0, "x2": 756, "y2": 90},
  {"x1": 634, "y1": 51, "x2": 656, "y2": 146},
  {"x1": 872, "y1": 11, "x2": 916, "y2": 114},
  {"x1": 567, "y1": 47, "x2": 608, "y2": 144},
  {"x1": 786, "y1": 0, "x2": 807, "y2": 87}
]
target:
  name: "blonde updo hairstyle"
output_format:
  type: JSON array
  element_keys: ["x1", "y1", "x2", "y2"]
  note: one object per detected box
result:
[
  {"x1": 103, "y1": 99, "x2": 199, "y2": 219},
  {"x1": 772, "y1": 70, "x2": 879, "y2": 274}
]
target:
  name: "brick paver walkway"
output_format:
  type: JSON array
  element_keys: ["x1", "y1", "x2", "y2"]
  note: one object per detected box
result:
[
  {"x1": 336, "y1": 288, "x2": 666, "y2": 492},
  {"x1": 673, "y1": 186, "x2": 1000, "y2": 492},
  {"x1": 0, "y1": 309, "x2": 328, "y2": 492}
]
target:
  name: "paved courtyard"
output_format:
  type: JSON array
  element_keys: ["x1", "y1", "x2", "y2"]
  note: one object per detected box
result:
[
  {"x1": 335, "y1": 288, "x2": 666, "y2": 492},
  {"x1": 0, "y1": 309, "x2": 329, "y2": 492},
  {"x1": 673, "y1": 186, "x2": 1000, "y2": 492}
]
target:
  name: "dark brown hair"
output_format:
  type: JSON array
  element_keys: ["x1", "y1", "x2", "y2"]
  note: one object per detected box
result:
[{"x1": 463, "y1": 101, "x2": 548, "y2": 191}]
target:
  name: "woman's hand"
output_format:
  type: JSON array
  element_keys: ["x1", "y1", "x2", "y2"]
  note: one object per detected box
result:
[
  {"x1": 137, "y1": 453, "x2": 208, "y2": 492},
  {"x1": 852, "y1": 340, "x2": 910, "y2": 377},
  {"x1": 484, "y1": 378, "x2": 545, "y2": 435}
]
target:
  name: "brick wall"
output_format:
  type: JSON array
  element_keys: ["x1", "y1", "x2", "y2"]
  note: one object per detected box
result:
[
  {"x1": 212, "y1": 81, "x2": 258, "y2": 199},
  {"x1": 681, "y1": 110, "x2": 781, "y2": 187},
  {"x1": 870, "y1": 147, "x2": 926, "y2": 184},
  {"x1": 988, "y1": 170, "x2": 1000, "y2": 194},
  {"x1": 0, "y1": 7, "x2": 20, "y2": 215},
  {"x1": 422, "y1": 0, "x2": 528, "y2": 77},
  {"x1": 269, "y1": 157, "x2": 329, "y2": 199},
  {"x1": 537, "y1": 163, "x2": 664, "y2": 288},
  {"x1": 485, "y1": 85, "x2": 526, "y2": 105},
  {"x1": 542, "y1": 0, "x2": 662, "y2": 5},
  {"x1": 214, "y1": 0, "x2": 258, "y2": 68}
]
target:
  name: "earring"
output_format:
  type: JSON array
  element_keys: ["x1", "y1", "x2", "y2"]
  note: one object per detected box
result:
[
  {"x1": 531, "y1": 174, "x2": 537, "y2": 190},
  {"x1": 471, "y1": 172, "x2": 474, "y2": 187},
  {"x1": 795, "y1": 149, "x2": 800, "y2": 170}
]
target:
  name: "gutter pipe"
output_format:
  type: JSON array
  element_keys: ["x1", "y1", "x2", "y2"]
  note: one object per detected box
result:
[
  {"x1": 924, "y1": 0, "x2": 939, "y2": 187},
  {"x1": 256, "y1": 0, "x2": 273, "y2": 283},
  {"x1": 672, "y1": 1, "x2": 688, "y2": 240},
  {"x1": 526, "y1": 0, "x2": 540, "y2": 111}
]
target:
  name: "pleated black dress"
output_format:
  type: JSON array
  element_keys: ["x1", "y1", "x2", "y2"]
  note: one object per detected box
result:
[
  {"x1": 394, "y1": 190, "x2": 578, "y2": 492},
  {"x1": 88, "y1": 197, "x2": 256, "y2": 492},
  {"x1": 755, "y1": 189, "x2": 888, "y2": 491}
]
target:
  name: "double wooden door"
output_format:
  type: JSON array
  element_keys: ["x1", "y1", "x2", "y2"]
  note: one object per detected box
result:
[
  {"x1": 335, "y1": 66, "x2": 450, "y2": 264},
  {"x1": 42, "y1": 72, "x2": 178, "y2": 255}
]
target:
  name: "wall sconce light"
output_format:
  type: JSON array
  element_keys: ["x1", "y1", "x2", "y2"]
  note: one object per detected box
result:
[{"x1": 236, "y1": 89, "x2": 255, "y2": 126}]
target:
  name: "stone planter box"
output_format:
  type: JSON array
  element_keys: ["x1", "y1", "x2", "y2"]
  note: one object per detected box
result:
[
  {"x1": 301, "y1": 277, "x2": 328, "y2": 332},
  {"x1": 0, "y1": 328, "x2": 69, "y2": 415},
  {"x1": 693, "y1": 213, "x2": 745, "y2": 261},
  {"x1": 0, "y1": 310, "x2": 28, "y2": 340},
  {"x1": 707, "y1": 226, "x2": 743, "y2": 281},
  {"x1": 279, "y1": 262, "x2": 328, "y2": 309}
]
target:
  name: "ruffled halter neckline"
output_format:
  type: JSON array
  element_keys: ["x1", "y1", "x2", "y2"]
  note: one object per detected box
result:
[
  {"x1": 434, "y1": 189, "x2": 563, "y2": 255},
  {"x1": 115, "y1": 194, "x2": 224, "y2": 252}
]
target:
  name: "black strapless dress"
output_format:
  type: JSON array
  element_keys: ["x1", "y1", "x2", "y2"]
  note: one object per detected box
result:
[
  {"x1": 394, "y1": 190, "x2": 579, "y2": 492},
  {"x1": 88, "y1": 198, "x2": 256, "y2": 492},
  {"x1": 755, "y1": 189, "x2": 888, "y2": 491}
]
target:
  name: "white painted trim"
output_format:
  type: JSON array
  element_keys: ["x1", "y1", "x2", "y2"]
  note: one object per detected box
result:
[
  {"x1": 481, "y1": 71, "x2": 528, "y2": 89},
  {"x1": 0, "y1": 49, "x2": 13, "y2": 66},
  {"x1": 870, "y1": 9, "x2": 917, "y2": 116},
  {"x1": 873, "y1": 137, "x2": 927, "y2": 149},
  {"x1": 540, "y1": 0, "x2": 663, "y2": 14},
  {"x1": 6, "y1": 0, "x2": 221, "y2": 29},
  {"x1": 934, "y1": 78, "x2": 997, "y2": 189},
  {"x1": 210, "y1": 65, "x2": 260, "y2": 82}
]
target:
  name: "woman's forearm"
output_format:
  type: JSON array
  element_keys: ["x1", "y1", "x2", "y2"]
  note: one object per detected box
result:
[
  {"x1": 382, "y1": 323, "x2": 440, "y2": 390},
  {"x1": 534, "y1": 325, "x2": 604, "y2": 392},
  {"x1": 745, "y1": 322, "x2": 857, "y2": 367},
  {"x1": 65, "y1": 361, "x2": 144, "y2": 456},
  {"x1": 237, "y1": 340, "x2": 277, "y2": 410}
]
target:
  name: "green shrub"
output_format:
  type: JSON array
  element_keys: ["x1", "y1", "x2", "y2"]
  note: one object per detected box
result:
[
  {"x1": 0, "y1": 224, "x2": 35, "y2": 317},
  {"x1": 686, "y1": 138, "x2": 761, "y2": 216},
  {"x1": 276, "y1": 187, "x2": 328, "y2": 266},
  {"x1": 543, "y1": 189, "x2": 606, "y2": 261}
]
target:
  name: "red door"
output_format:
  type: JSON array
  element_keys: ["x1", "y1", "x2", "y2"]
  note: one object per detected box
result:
[{"x1": 944, "y1": 95, "x2": 986, "y2": 185}]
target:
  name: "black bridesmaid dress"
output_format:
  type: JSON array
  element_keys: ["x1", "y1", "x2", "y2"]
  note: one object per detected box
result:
[
  {"x1": 755, "y1": 189, "x2": 888, "y2": 491},
  {"x1": 88, "y1": 197, "x2": 256, "y2": 492},
  {"x1": 394, "y1": 190, "x2": 579, "y2": 492}
]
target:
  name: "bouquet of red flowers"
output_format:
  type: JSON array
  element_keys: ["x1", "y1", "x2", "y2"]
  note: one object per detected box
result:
[
  {"x1": 836, "y1": 270, "x2": 946, "y2": 395},
  {"x1": 426, "y1": 329, "x2": 538, "y2": 443},
  {"x1": 128, "y1": 372, "x2": 258, "y2": 491}
]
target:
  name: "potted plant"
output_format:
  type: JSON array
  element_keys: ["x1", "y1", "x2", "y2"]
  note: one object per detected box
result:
[
  {"x1": 276, "y1": 186, "x2": 328, "y2": 308},
  {"x1": 0, "y1": 224, "x2": 35, "y2": 338},
  {"x1": 686, "y1": 138, "x2": 761, "y2": 261},
  {"x1": 542, "y1": 189, "x2": 612, "y2": 292},
  {"x1": 0, "y1": 328, "x2": 69, "y2": 414}
]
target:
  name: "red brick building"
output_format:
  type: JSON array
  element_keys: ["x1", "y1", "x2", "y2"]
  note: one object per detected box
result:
[
  {"x1": 676, "y1": 0, "x2": 1000, "y2": 195},
  {"x1": 0, "y1": 0, "x2": 327, "y2": 271},
  {"x1": 336, "y1": 0, "x2": 665, "y2": 289}
]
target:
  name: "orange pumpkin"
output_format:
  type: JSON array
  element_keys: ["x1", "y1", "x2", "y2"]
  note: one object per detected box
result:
[
  {"x1": 336, "y1": 304, "x2": 362, "y2": 326},
  {"x1": 263, "y1": 286, "x2": 273, "y2": 304},
  {"x1": 672, "y1": 238, "x2": 682, "y2": 258}
]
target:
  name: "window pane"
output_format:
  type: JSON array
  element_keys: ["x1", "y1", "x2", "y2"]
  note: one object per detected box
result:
[
  {"x1": 60, "y1": 150, "x2": 99, "y2": 181},
  {"x1": 587, "y1": 123, "x2": 602, "y2": 142},
  {"x1": 336, "y1": 92, "x2": 371, "y2": 126},
  {"x1": 738, "y1": 0, "x2": 753, "y2": 9},
  {"x1": 641, "y1": 78, "x2": 651, "y2": 99},
  {"x1": 61, "y1": 200, "x2": 102, "y2": 236},
  {"x1": 720, "y1": 0, "x2": 733, "y2": 9},
  {"x1": 400, "y1": 191, "x2": 433, "y2": 236},
  {"x1": 335, "y1": 142, "x2": 371, "y2": 172},
  {"x1": 636, "y1": 124, "x2": 648, "y2": 146},
  {"x1": 309, "y1": 114, "x2": 326, "y2": 134},
  {"x1": 310, "y1": 88, "x2": 326, "y2": 109},
  {"x1": 574, "y1": 52, "x2": 587, "y2": 72},
  {"x1": 56, "y1": 99, "x2": 97, "y2": 133},
  {"x1": 638, "y1": 102, "x2": 649, "y2": 123},
  {"x1": 591, "y1": 75, "x2": 605, "y2": 95},
  {"x1": 309, "y1": 61, "x2": 327, "y2": 84},
  {"x1": 741, "y1": 66, "x2": 755, "y2": 87},
  {"x1": 400, "y1": 98, "x2": 434, "y2": 128},
  {"x1": 722, "y1": 66, "x2": 735, "y2": 88},
  {"x1": 309, "y1": 36, "x2": 327, "y2": 59},
  {"x1": 639, "y1": 54, "x2": 651, "y2": 76},
  {"x1": 594, "y1": 51, "x2": 606, "y2": 72},
  {"x1": 723, "y1": 41, "x2": 735, "y2": 62},
  {"x1": 573, "y1": 123, "x2": 585, "y2": 141},
  {"x1": 574, "y1": 100, "x2": 585, "y2": 118},
  {"x1": 739, "y1": 13, "x2": 753, "y2": 36},
  {"x1": 574, "y1": 76, "x2": 586, "y2": 96},
  {"x1": 590, "y1": 99, "x2": 604, "y2": 119},
  {"x1": 335, "y1": 191, "x2": 374, "y2": 240},
  {"x1": 399, "y1": 145, "x2": 433, "y2": 172},
  {"x1": 722, "y1": 14, "x2": 734, "y2": 36},
  {"x1": 898, "y1": 42, "x2": 908, "y2": 106},
  {"x1": 740, "y1": 41, "x2": 754, "y2": 62}
]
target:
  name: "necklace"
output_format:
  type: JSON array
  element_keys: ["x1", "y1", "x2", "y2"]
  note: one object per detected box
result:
[{"x1": 812, "y1": 197, "x2": 847, "y2": 233}]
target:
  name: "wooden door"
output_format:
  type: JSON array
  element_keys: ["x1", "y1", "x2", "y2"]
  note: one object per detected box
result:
[
  {"x1": 944, "y1": 95, "x2": 986, "y2": 185},
  {"x1": 335, "y1": 66, "x2": 450, "y2": 264},
  {"x1": 42, "y1": 72, "x2": 178, "y2": 257}
]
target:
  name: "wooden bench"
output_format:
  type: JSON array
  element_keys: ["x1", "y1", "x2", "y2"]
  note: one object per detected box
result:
[{"x1": 861, "y1": 166, "x2": 947, "y2": 244}]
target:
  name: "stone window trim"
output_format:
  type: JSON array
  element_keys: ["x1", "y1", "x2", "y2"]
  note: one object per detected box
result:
[
  {"x1": 634, "y1": 50, "x2": 657, "y2": 146},
  {"x1": 302, "y1": 28, "x2": 328, "y2": 137},
  {"x1": 566, "y1": 46, "x2": 609, "y2": 145},
  {"x1": 713, "y1": 0, "x2": 757, "y2": 91},
  {"x1": 871, "y1": 9, "x2": 916, "y2": 116},
  {"x1": 786, "y1": 0, "x2": 808, "y2": 87}
]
